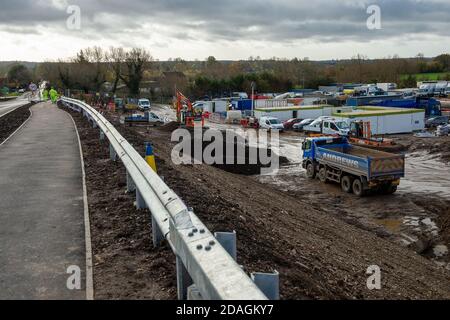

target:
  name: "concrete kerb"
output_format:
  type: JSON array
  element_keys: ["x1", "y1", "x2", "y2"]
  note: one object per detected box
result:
[{"x1": 67, "y1": 112, "x2": 95, "y2": 300}]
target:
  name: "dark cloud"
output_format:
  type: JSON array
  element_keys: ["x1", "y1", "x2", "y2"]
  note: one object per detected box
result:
[{"x1": 0, "y1": 0, "x2": 449, "y2": 42}]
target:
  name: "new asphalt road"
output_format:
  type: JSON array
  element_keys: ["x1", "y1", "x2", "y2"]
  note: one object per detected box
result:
[{"x1": 0, "y1": 102, "x2": 89, "y2": 299}]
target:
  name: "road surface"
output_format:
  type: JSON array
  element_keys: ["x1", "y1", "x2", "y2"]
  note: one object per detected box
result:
[
  {"x1": 0, "y1": 102, "x2": 89, "y2": 300},
  {"x1": 0, "y1": 96, "x2": 31, "y2": 118}
]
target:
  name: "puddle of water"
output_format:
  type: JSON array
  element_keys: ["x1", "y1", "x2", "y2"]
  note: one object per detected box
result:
[
  {"x1": 373, "y1": 218, "x2": 403, "y2": 233},
  {"x1": 400, "y1": 152, "x2": 450, "y2": 198}
]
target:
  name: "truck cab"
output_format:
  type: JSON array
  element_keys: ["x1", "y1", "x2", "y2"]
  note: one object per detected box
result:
[
  {"x1": 303, "y1": 117, "x2": 350, "y2": 136},
  {"x1": 418, "y1": 83, "x2": 436, "y2": 97}
]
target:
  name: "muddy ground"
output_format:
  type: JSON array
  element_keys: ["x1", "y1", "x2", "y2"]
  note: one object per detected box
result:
[
  {"x1": 0, "y1": 104, "x2": 32, "y2": 144},
  {"x1": 391, "y1": 133, "x2": 450, "y2": 163},
  {"x1": 70, "y1": 110, "x2": 177, "y2": 300},
  {"x1": 68, "y1": 105, "x2": 450, "y2": 300}
]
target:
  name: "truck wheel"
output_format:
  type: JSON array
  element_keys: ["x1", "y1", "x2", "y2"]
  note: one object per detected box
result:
[
  {"x1": 318, "y1": 167, "x2": 327, "y2": 183},
  {"x1": 341, "y1": 176, "x2": 354, "y2": 193},
  {"x1": 389, "y1": 186, "x2": 398, "y2": 194},
  {"x1": 385, "y1": 185, "x2": 398, "y2": 194},
  {"x1": 352, "y1": 178, "x2": 366, "y2": 197},
  {"x1": 306, "y1": 163, "x2": 316, "y2": 179},
  {"x1": 380, "y1": 184, "x2": 397, "y2": 195}
]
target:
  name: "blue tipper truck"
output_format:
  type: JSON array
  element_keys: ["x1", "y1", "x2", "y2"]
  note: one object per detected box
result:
[{"x1": 302, "y1": 136, "x2": 405, "y2": 196}]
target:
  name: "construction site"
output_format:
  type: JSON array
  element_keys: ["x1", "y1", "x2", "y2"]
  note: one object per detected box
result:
[{"x1": 1, "y1": 1, "x2": 450, "y2": 310}]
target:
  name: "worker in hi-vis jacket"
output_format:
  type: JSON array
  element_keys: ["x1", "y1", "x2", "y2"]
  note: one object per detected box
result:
[{"x1": 49, "y1": 87, "x2": 58, "y2": 104}]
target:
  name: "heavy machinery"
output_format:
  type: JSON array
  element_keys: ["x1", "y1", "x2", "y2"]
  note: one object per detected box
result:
[
  {"x1": 348, "y1": 121, "x2": 399, "y2": 151},
  {"x1": 175, "y1": 91, "x2": 205, "y2": 128},
  {"x1": 302, "y1": 136, "x2": 405, "y2": 196}
]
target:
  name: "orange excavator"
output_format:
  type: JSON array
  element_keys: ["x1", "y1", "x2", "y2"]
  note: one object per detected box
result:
[
  {"x1": 175, "y1": 91, "x2": 205, "y2": 128},
  {"x1": 349, "y1": 121, "x2": 398, "y2": 151}
]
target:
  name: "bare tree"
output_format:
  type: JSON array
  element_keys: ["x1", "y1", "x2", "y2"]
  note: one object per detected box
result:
[
  {"x1": 119, "y1": 48, "x2": 152, "y2": 97},
  {"x1": 81, "y1": 46, "x2": 106, "y2": 91},
  {"x1": 106, "y1": 47, "x2": 125, "y2": 95}
]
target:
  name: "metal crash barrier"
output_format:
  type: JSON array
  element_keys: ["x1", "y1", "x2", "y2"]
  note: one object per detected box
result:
[{"x1": 60, "y1": 97, "x2": 279, "y2": 300}]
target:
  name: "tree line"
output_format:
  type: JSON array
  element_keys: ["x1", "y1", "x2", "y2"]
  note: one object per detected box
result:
[{"x1": 4, "y1": 49, "x2": 450, "y2": 99}]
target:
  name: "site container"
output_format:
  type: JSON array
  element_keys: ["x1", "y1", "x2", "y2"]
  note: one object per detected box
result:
[{"x1": 334, "y1": 107, "x2": 425, "y2": 134}]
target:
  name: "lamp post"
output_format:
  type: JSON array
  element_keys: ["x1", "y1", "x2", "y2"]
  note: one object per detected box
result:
[{"x1": 251, "y1": 81, "x2": 256, "y2": 117}]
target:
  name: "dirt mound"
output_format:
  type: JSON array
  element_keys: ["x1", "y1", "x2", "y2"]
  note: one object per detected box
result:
[
  {"x1": 158, "y1": 121, "x2": 179, "y2": 132},
  {"x1": 185, "y1": 132, "x2": 285, "y2": 175},
  {"x1": 391, "y1": 133, "x2": 450, "y2": 163}
]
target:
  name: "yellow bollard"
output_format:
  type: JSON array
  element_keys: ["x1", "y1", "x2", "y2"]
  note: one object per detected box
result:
[{"x1": 145, "y1": 143, "x2": 157, "y2": 173}]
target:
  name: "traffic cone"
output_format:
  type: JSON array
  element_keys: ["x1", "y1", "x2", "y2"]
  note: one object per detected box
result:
[{"x1": 145, "y1": 143, "x2": 157, "y2": 173}]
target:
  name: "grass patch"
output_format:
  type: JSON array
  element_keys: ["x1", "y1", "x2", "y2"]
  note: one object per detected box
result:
[{"x1": 401, "y1": 73, "x2": 450, "y2": 81}]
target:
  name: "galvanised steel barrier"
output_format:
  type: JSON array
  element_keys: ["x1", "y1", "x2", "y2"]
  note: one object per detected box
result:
[{"x1": 60, "y1": 97, "x2": 279, "y2": 300}]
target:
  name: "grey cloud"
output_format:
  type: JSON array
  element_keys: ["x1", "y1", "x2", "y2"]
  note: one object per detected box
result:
[{"x1": 0, "y1": 0, "x2": 449, "y2": 43}]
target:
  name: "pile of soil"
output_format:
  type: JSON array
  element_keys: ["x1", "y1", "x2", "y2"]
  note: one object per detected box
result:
[
  {"x1": 392, "y1": 133, "x2": 450, "y2": 163},
  {"x1": 0, "y1": 104, "x2": 32, "y2": 144},
  {"x1": 185, "y1": 133, "x2": 285, "y2": 176},
  {"x1": 101, "y1": 110, "x2": 449, "y2": 300},
  {"x1": 159, "y1": 121, "x2": 179, "y2": 132}
]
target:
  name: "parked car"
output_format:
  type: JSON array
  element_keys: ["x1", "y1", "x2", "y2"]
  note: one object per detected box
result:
[
  {"x1": 283, "y1": 118, "x2": 303, "y2": 130},
  {"x1": 259, "y1": 116, "x2": 284, "y2": 131},
  {"x1": 293, "y1": 119, "x2": 314, "y2": 132},
  {"x1": 425, "y1": 116, "x2": 449, "y2": 128},
  {"x1": 137, "y1": 99, "x2": 151, "y2": 111}
]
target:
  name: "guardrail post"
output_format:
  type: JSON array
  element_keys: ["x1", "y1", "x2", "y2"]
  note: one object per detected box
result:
[
  {"x1": 152, "y1": 216, "x2": 164, "y2": 247},
  {"x1": 251, "y1": 271, "x2": 280, "y2": 300},
  {"x1": 99, "y1": 130, "x2": 105, "y2": 141},
  {"x1": 176, "y1": 256, "x2": 193, "y2": 300},
  {"x1": 187, "y1": 285, "x2": 203, "y2": 300},
  {"x1": 214, "y1": 231, "x2": 237, "y2": 261},
  {"x1": 126, "y1": 171, "x2": 136, "y2": 193},
  {"x1": 135, "y1": 189, "x2": 147, "y2": 209},
  {"x1": 109, "y1": 144, "x2": 117, "y2": 161}
]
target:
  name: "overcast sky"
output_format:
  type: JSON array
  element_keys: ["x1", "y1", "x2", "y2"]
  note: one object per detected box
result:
[{"x1": 1, "y1": 0, "x2": 449, "y2": 62}]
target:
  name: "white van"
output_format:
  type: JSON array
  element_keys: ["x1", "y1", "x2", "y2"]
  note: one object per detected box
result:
[
  {"x1": 259, "y1": 116, "x2": 285, "y2": 131},
  {"x1": 232, "y1": 92, "x2": 249, "y2": 99},
  {"x1": 138, "y1": 99, "x2": 151, "y2": 111},
  {"x1": 303, "y1": 117, "x2": 350, "y2": 136}
]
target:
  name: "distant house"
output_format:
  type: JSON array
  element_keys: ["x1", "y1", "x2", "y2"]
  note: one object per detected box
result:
[{"x1": 116, "y1": 71, "x2": 188, "y2": 97}]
